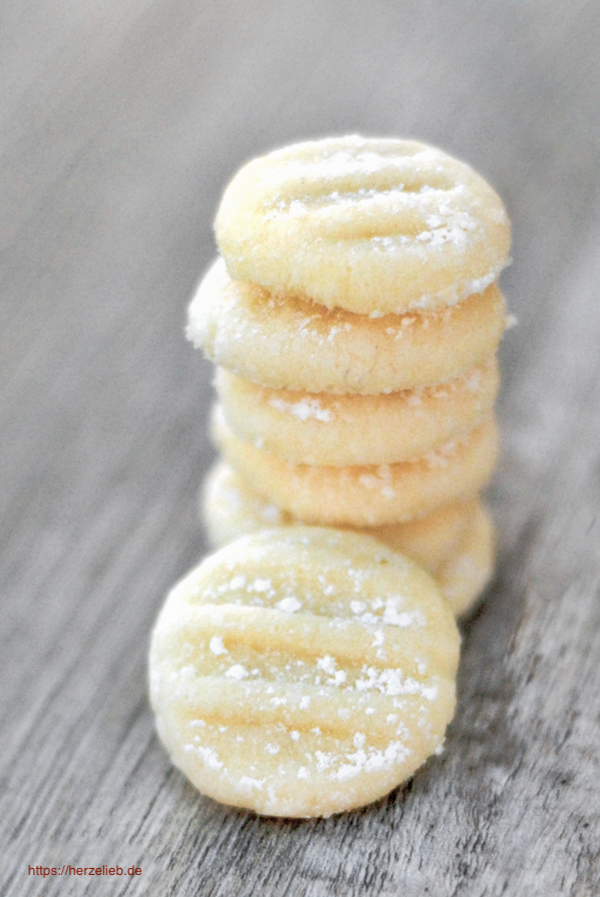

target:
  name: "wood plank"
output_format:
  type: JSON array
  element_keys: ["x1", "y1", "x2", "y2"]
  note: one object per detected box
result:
[{"x1": 1, "y1": 1, "x2": 599, "y2": 894}]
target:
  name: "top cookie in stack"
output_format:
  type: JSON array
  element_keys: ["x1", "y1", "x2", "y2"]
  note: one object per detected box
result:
[
  {"x1": 215, "y1": 136, "x2": 509, "y2": 317},
  {"x1": 188, "y1": 136, "x2": 511, "y2": 614}
]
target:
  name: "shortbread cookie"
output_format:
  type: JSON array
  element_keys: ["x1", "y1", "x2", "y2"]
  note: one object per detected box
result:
[
  {"x1": 212, "y1": 406, "x2": 499, "y2": 527},
  {"x1": 216, "y1": 358, "x2": 499, "y2": 466},
  {"x1": 215, "y1": 136, "x2": 510, "y2": 315},
  {"x1": 202, "y1": 461, "x2": 477, "y2": 574},
  {"x1": 202, "y1": 460, "x2": 292, "y2": 549},
  {"x1": 438, "y1": 504, "x2": 495, "y2": 617},
  {"x1": 363, "y1": 500, "x2": 479, "y2": 575},
  {"x1": 187, "y1": 259, "x2": 507, "y2": 394},
  {"x1": 149, "y1": 527, "x2": 460, "y2": 817}
]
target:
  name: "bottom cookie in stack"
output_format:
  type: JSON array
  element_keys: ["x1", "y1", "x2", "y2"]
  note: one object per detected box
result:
[{"x1": 201, "y1": 461, "x2": 495, "y2": 618}]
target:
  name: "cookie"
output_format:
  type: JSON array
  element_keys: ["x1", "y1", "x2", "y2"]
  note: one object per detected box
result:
[
  {"x1": 202, "y1": 460, "x2": 477, "y2": 574},
  {"x1": 438, "y1": 504, "x2": 495, "y2": 617},
  {"x1": 215, "y1": 136, "x2": 510, "y2": 315},
  {"x1": 212, "y1": 405, "x2": 499, "y2": 527},
  {"x1": 187, "y1": 258, "x2": 507, "y2": 394},
  {"x1": 215, "y1": 358, "x2": 499, "y2": 466},
  {"x1": 360, "y1": 500, "x2": 479, "y2": 575},
  {"x1": 149, "y1": 526, "x2": 460, "y2": 817}
]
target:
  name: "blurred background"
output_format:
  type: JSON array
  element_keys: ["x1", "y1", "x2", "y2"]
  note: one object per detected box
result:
[{"x1": 2, "y1": 2, "x2": 600, "y2": 894}]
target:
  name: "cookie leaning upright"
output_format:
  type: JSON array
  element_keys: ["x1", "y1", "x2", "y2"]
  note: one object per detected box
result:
[
  {"x1": 214, "y1": 136, "x2": 510, "y2": 315},
  {"x1": 149, "y1": 527, "x2": 460, "y2": 817}
]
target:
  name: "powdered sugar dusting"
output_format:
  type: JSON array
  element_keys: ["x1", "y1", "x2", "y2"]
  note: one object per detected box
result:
[
  {"x1": 184, "y1": 743, "x2": 223, "y2": 770},
  {"x1": 335, "y1": 740, "x2": 411, "y2": 780},
  {"x1": 409, "y1": 265, "x2": 502, "y2": 311},
  {"x1": 416, "y1": 208, "x2": 478, "y2": 250},
  {"x1": 270, "y1": 395, "x2": 333, "y2": 422},
  {"x1": 239, "y1": 775, "x2": 265, "y2": 790},
  {"x1": 355, "y1": 666, "x2": 438, "y2": 699}
]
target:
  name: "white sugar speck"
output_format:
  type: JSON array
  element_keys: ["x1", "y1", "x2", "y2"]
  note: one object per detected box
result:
[
  {"x1": 209, "y1": 635, "x2": 227, "y2": 656},
  {"x1": 383, "y1": 600, "x2": 424, "y2": 628},
  {"x1": 350, "y1": 600, "x2": 367, "y2": 615},
  {"x1": 275, "y1": 596, "x2": 302, "y2": 613},
  {"x1": 239, "y1": 776, "x2": 265, "y2": 790},
  {"x1": 178, "y1": 664, "x2": 195, "y2": 680},
  {"x1": 334, "y1": 740, "x2": 411, "y2": 781},
  {"x1": 251, "y1": 578, "x2": 272, "y2": 593},
  {"x1": 192, "y1": 745, "x2": 223, "y2": 770},
  {"x1": 317, "y1": 655, "x2": 337, "y2": 675},
  {"x1": 316, "y1": 751, "x2": 332, "y2": 771},
  {"x1": 225, "y1": 664, "x2": 249, "y2": 680},
  {"x1": 270, "y1": 396, "x2": 332, "y2": 422}
]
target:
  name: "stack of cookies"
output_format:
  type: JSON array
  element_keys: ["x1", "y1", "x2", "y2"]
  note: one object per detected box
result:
[
  {"x1": 149, "y1": 137, "x2": 512, "y2": 818},
  {"x1": 188, "y1": 136, "x2": 511, "y2": 617}
]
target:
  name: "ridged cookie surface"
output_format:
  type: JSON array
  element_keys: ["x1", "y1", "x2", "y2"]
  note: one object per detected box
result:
[
  {"x1": 149, "y1": 527, "x2": 460, "y2": 817},
  {"x1": 188, "y1": 259, "x2": 507, "y2": 394},
  {"x1": 215, "y1": 136, "x2": 510, "y2": 315}
]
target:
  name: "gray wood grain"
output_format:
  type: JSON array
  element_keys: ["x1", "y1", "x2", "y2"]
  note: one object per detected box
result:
[{"x1": 1, "y1": 1, "x2": 599, "y2": 894}]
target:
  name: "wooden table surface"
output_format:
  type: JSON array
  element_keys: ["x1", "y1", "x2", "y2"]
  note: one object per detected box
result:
[{"x1": 2, "y1": 2, "x2": 600, "y2": 894}]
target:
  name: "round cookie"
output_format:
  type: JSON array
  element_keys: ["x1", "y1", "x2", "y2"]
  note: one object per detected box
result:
[
  {"x1": 216, "y1": 358, "x2": 499, "y2": 466},
  {"x1": 212, "y1": 405, "x2": 499, "y2": 527},
  {"x1": 363, "y1": 500, "x2": 479, "y2": 575},
  {"x1": 438, "y1": 504, "x2": 496, "y2": 617},
  {"x1": 149, "y1": 526, "x2": 460, "y2": 817},
  {"x1": 202, "y1": 460, "x2": 478, "y2": 574},
  {"x1": 215, "y1": 136, "x2": 510, "y2": 315},
  {"x1": 202, "y1": 460, "x2": 289, "y2": 550},
  {"x1": 187, "y1": 258, "x2": 507, "y2": 395}
]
